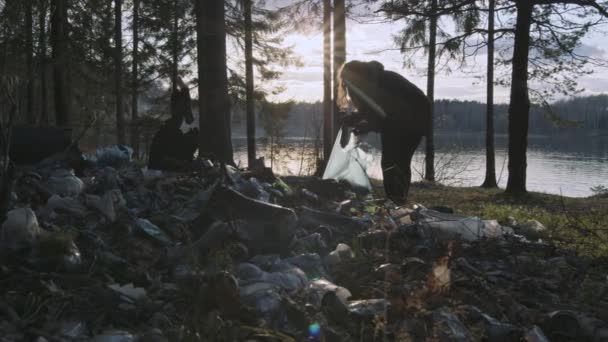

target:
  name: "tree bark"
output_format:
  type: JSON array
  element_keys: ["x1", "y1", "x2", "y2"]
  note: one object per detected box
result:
[
  {"x1": 332, "y1": 0, "x2": 346, "y2": 138},
  {"x1": 131, "y1": 0, "x2": 140, "y2": 156},
  {"x1": 481, "y1": 0, "x2": 498, "y2": 188},
  {"x1": 171, "y1": 0, "x2": 179, "y2": 93},
  {"x1": 50, "y1": 0, "x2": 70, "y2": 127},
  {"x1": 115, "y1": 0, "x2": 126, "y2": 144},
  {"x1": 506, "y1": 0, "x2": 533, "y2": 194},
  {"x1": 244, "y1": 0, "x2": 256, "y2": 166},
  {"x1": 25, "y1": 0, "x2": 35, "y2": 124},
  {"x1": 0, "y1": 162, "x2": 15, "y2": 225},
  {"x1": 425, "y1": 0, "x2": 437, "y2": 182},
  {"x1": 38, "y1": 0, "x2": 48, "y2": 125},
  {"x1": 196, "y1": 0, "x2": 234, "y2": 164},
  {"x1": 323, "y1": 0, "x2": 332, "y2": 162}
]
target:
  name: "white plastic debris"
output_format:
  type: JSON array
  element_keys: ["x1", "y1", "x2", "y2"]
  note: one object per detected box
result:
[
  {"x1": 518, "y1": 219, "x2": 547, "y2": 238},
  {"x1": 142, "y1": 167, "x2": 164, "y2": 181},
  {"x1": 40, "y1": 195, "x2": 87, "y2": 218},
  {"x1": 432, "y1": 307, "x2": 473, "y2": 341},
  {"x1": 46, "y1": 170, "x2": 84, "y2": 197},
  {"x1": 60, "y1": 320, "x2": 87, "y2": 339},
  {"x1": 325, "y1": 243, "x2": 355, "y2": 268},
  {"x1": 415, "y1": 209, "x2": 512, "y2": 241},
  {"x1": 88, "y1": 145, "x2": 133, "y2": 167},
  {"x1": 108, "y1": 283, "x2": 147, "y2": 302},
  {"x1": 1, "y1": 208, "x2": 41, "y2": 249},
  {"x1": 133, "y1": 218, "x2": 172, "y2": 245},
  {"x1": 348, "y1": 299, "x2": 389, "y2": 319},
  {"x1": 85, "y1": 191, "x2": 120, "y2": 222},
  {"x1": 322, "y1": 128, "x2": 372, "y2": 191},
  {"x1": 482, "y1": 219, "x2": 513, "y2": 238},
  {"x1": 236, "y1": 262, "x2": 308, "y2": 295},
  {"x1": 91, "y1": 330, "x2": 136, "y2": 342},
  {"x1": 307, "y1": 279, "x2": 352, "y2": 308}
]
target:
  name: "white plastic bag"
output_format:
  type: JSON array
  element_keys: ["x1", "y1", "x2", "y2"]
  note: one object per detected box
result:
[{"x1": 322, "y1": 128, "x2": 372, "y2": 191}]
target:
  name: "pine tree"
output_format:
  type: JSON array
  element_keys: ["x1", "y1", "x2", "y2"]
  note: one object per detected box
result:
[
  {"x1": 196, "y1": 0, "x2": 234, "y2": 164},
  {"x1": 38, "y1": 0, "x2": 48, "y2": 125},
  {"x1": 481, "y1": 0, "x2": 498, "y2": 188},
  {"x1": 115, "y1": 0, "x2": 126, "y2": 144},
  {"x1": 131, "y1": 0, "x2": 140, "y2": 156},
  {"x1": 244, "y1": 0, "x2": 256, "y2": 166},
  {"x1": 505, "y1": 0, "x2": 608, "y2": 194},
  {"x1": 50, "y1": 0, "x2": 70, "y2": 126},
  {"x1": 323, "y1": 0, "x2": 332, "y2": 162},
  {"x1": 25, "y1": 0, "x2": 35, "y2": 124},
  {"x1": 333, "y1": 0, "x2": 346, "y2": 138}
]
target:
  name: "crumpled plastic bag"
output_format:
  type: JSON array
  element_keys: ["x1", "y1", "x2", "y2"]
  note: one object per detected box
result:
[
  {"x1": 46, "y1": 169, "x2": 85, "y2": 197},
  {"x1": 86, "y1": 145, "x2": 133, "y2": 167},
  {"x1": 1, "y1": 208, "x2": 41, "y2": 249},
  {"x1": 322, "y1": 128, "x2": 372, "y2": 191}
]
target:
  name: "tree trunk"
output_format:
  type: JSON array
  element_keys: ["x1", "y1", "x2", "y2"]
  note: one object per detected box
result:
[
  {"x1": 244, "y1": 0, "x2": 256, "y2": 166},
  {"x1": 506, "y1": 1, "x2": 532, "y2": 194},
  {"x1": 332, "y1": 0, "x2": 345, "y2": 138},
  {"x1": 38, "y1": 0, "x2": 48, "y2": 125},
  {"x1": 114, "y1": 0, "x2": 126, "y2": 144},
  {"x1": 196, "y1": 0, "x2": 234, "y2": 164},
  {"x1": 25, "y1": 0, "x2": 35, "y2": 124},
  {"x1": 171, "y1": 0, "x2": 179, "y2": 93},
  {"x1": 50, "y1": 0, "x2": 70, "y2": 126},
  {"x1": 0, "y1": 163, "x2": 15, "y2": 224},
  {"x1": 424, "y1": 0, "x2": 437, "y2": 182},
  {"x1": 323, "y1": 0, "x2": 332, "y2": 162},
  {"x1": 131, "y1": 0, "x2": 140, "y2": 156},
  {"x1": 481, "y1": 0, "x2": 498, "y2": 188}
]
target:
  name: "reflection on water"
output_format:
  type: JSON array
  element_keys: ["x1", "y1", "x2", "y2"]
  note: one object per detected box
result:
[{"x1": 233, "y1": 133, "x2": 608, "y2": 198}]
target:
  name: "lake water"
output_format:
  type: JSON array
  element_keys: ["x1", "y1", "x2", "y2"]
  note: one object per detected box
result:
[{"x1": 232, "y1": 132, "x2": 608, "y2": 198}]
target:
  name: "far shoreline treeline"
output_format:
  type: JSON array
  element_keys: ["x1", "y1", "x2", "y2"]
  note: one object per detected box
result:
[{"x1": 231, "y1": 94, "x2": 608, "y2": 137}]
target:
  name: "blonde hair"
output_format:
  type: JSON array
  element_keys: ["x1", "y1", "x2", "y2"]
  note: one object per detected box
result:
[{"x1": 336, "y1": 64, "x2": 350, "y2": 111}]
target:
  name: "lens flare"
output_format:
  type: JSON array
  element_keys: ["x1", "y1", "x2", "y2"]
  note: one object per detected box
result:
[{"x1": 308, "y1": 322, "x2": 321, "y2": 339}]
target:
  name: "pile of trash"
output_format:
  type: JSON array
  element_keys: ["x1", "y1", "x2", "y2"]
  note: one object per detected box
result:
[{"x1": 1, "y1": 145, "x2": 607, "y2": 341}]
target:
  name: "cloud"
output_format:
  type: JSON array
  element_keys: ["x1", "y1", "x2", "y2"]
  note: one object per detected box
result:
[
  {"x1": 269, "y1": 13, "x2": 608, "y2": 103},
  {"x1": 574, "y1": 43, "x2": 607, "y2": 58},
  {"x1": 281, "y1": 69, "x2": 323, "y2": 83},
  {"x1": 578, "y1": 75, "x2": 608, "y2": 93}
]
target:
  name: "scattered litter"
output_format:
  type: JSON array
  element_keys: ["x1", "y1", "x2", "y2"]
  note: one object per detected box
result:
[
  {"x1": 432, "y1": 307, "x2": 473, "y2": 341},
  {"x1": 324, "y1": 243, "x2": 355, "y2": 268},
  {"x1": 41, "y1": 195, "x2": 87, "y2": 218},
  {"x1": 0, "y1": 143, "x2": 603, "y2": 341},
  {"x1": 91, "y1": 330, "x2": 136, "y2": 342},
  {"x1": 1, "y1": 207, "x2": 41, "y2": 249},
  {"x1": 108, "y1": 283, "x2": 147, "y2": 302},
  {"x1": 60, "y1": 320, "x2": 87, "y2": 339},
  {"x1": 88, "y1": 145, "x2": 133, "y2": 167},
  {"x1": 308, "y1": 279, "x2": 352, "y2": 308},
  {"x1": 414, "y1": 208, "x2": 511, "y2": 241},
  {"x1": 46, "y1": 169, "x2": 84, "y2": 197},
  {"x1": 348, "y1": 299, "x2": 388, "y2": 320},
  {"x1": 85, "y1": 192, "x2": 117, "y2": 222},
  {"x1": 517, "y1": 219, "x2": 547, "y2": 239},
  {"x1": 133, "y1": 218, "x2": 173, "y2": 245}
]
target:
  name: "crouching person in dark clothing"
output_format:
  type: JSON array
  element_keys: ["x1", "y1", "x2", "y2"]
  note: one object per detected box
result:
[
  {"x1": 338, "y1": 60, "x2": 430, "y2": 204},
  {"x1": 5, "y1": 125, "x2": 88, "y2": 175},
  {"x1": 148, "y1": 77, "x2": 199, "y2": 171}
]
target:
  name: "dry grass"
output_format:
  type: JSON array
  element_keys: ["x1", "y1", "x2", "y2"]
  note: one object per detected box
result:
[{"x1": 371, "y1": 179, "x2": 608, "y2": 258}]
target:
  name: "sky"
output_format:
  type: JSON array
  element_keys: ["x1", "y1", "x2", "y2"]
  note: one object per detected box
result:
[{"x1": 267, "y1": 6, "x2": 608, "y2": 103}]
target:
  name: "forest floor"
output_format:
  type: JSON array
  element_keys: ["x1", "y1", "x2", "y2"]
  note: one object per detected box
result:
[
  {"x1": 2, "y1": 153, "x2": 608, "y2": 341},
  {"x1": 372, "y1": 180, "x2": 608, "y2": 259}
]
